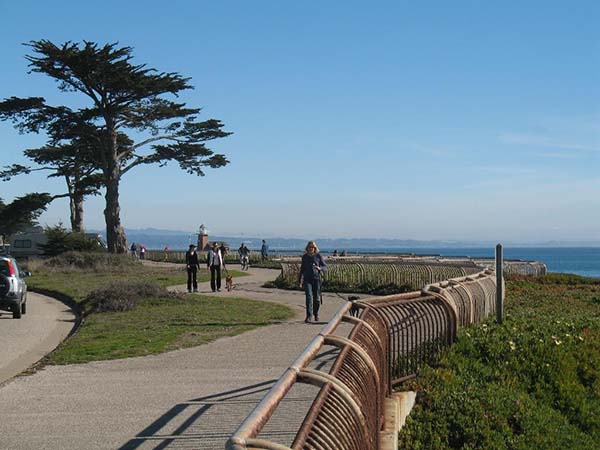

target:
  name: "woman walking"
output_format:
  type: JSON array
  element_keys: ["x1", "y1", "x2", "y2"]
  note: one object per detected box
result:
[
  {"x1": 185, "y1": 244, "x2": 200, "y2": 293},
  {"x1": 207, "y1": 242, "x2": 224, "y2": 292},
  {"x1": 298, "y1": 241, "x2": 327, "y2": 323}
]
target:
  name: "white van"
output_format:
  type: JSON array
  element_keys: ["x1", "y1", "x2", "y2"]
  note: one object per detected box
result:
[
  {"x1": 6, "y1": 227, "x2": 108, "y2": 257},
  {"x1": 8, "y1": 227, "x2": 47, "y2": 258}
]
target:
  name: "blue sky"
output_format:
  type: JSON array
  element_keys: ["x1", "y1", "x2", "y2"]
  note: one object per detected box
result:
[{"x1": 1, "y1": 1, "x2": 598, "y2": 242}]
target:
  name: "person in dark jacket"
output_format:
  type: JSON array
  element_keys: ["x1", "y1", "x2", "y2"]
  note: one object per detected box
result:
[
  {"x1": 298, "y1": 240, "x2": 327, "y2": 323},
  {"x1": 185, "y1": 244, "x2": 200, "y2": 293}
]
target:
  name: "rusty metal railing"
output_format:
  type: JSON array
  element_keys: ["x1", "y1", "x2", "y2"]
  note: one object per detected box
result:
[
  {"x1": 280, "y1": 260, "x2": 482, "y2": 291},
  {"x1": 227, "y1": 268, "x2": 500, "y2": 450}
]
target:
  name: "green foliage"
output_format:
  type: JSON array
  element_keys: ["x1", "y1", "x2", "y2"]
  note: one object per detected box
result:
[
  {"x1": 0, "y1": 192, "x2": 52, "y2": 238},
  {"x1": 37, "y1": 250, "x2": 139, "y2": 272},
  {"x1": 250, "y1": 259, "x2": 282, "y2": 269},
  {"x1": 22, "y1": 40, "x2": 232, "y2": 178},
  {"x1": 262, "y1": 276, "x2": 292, "y2": 290},
  {"x1": 398, "y1": 277, "x2": 600, "y2": 449},
  {"x1": 0, "y1": 140, "x2": 103, "y2": 231},
  {"x1": 509, "y1": 272, "x2": 600, "y2": 285},
  {"x1": 38, "y1": 224, "x2": 105, "y2": 256}
]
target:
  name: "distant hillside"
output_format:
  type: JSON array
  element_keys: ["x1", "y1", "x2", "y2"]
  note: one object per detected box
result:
[{"x1": 91, "y1": 228, "x2": 600, "y2": 251}]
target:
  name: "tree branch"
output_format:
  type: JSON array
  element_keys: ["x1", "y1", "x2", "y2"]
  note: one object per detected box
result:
[{"x1": 131, "y1": 135, "x2": 176, "y2": 150}]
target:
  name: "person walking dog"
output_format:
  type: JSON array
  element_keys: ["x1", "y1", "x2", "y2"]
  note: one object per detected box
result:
[
  {"x1": 185, "y1": 244, "x2": 200, "y2": 293},
  {"x1": 298, "y1": 240, "x2": 327, "y2": 323},
  {"x1": 207, "y1": 242, "x2": 224, "y2": 292}
]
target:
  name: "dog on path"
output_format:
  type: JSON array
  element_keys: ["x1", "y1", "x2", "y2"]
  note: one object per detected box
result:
[{"x1": 225, "y1": 272, "x2": 234, "y2": 291}]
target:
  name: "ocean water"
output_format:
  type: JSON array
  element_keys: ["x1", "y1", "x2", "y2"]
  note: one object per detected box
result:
[{"x1": 334, "y1": 247, "x2": 600, "y2": 279}]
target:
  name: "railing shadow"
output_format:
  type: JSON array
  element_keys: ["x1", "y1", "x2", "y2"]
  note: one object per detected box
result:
[{"x1": 118, "y1": 380, "x2": 278, "y2": 450}]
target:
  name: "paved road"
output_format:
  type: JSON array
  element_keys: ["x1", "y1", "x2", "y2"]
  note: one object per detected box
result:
[
  {"x1": 0, "y1": 292, "x2": 76, "y2": 385},
  {"x1": 0, "y1": 267, "x2": 355, "y2": 450}
]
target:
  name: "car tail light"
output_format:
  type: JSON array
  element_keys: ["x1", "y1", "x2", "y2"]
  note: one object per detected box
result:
[{"x1": 7, "y1": 260, "x2": 16, "y2": 276}]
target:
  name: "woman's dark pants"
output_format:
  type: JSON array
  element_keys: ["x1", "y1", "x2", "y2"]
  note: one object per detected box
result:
[
  {"x1": 210, "y1": 265, "x2": 222, "y2": 291},
  {"x1": 187, "y1": 266, "x2": 197, "y2": 291}
]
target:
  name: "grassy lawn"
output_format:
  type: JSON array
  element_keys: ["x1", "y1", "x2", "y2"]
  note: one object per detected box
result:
[
  {"x1": 29, "y1": 268, "x2": 190, "y2": 302},
  {"x1": 27, "y1": 264, "x2": 245, "y2": 302},
  {"x1": 48, "y1": 294, "x2": 292, "y2": 364},
  {"x1": 398, "y1": 274, "x2": 600, "y2": 450},
  {"x1": 24, "y1": 253, "x2": 293, "y2": 364}
]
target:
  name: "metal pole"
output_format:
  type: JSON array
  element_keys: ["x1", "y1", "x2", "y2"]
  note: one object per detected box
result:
[{"x1": 495, "y1": 243, "x2": 504, "y2": 324}]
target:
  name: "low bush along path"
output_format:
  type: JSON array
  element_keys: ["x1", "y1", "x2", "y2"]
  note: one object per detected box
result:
[{"x1": 0, "y1": 265, "x2": 352, "y2": 450}]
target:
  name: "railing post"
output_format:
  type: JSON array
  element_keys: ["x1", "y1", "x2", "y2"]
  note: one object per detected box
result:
[{"x1": 495, "y1": 244, "x2": 503, "y2": 324}]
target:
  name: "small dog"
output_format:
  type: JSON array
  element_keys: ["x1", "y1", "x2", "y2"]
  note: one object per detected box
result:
[
  {"x1": 225, "y1": 273, "x2": 234, "y2": 291},
  {"x1": 348, "y1": 295, "x2": 361, "y2": 317}
]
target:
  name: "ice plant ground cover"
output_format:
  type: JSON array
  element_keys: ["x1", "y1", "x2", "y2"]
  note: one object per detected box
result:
[{"x1": 398, "y1": 274, "x2": 600, "y2": 450}]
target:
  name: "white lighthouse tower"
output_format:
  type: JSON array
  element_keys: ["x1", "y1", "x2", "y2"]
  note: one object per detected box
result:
[{"x1": 197, "y1": 224, "x2": 210, "y2": 251}]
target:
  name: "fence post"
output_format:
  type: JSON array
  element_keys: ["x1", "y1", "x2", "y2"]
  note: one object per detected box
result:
[{"x1": 495, "y1": 243, "x2": 503, "y2": 324}]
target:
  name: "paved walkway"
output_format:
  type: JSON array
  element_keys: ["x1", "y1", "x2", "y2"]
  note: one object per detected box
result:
[
  {"x1": 0, "y1": 292, "x2": 76, "y2": 385},
  {"x1": 0, "y1": 266, "x2": 354, "y2": 450}
]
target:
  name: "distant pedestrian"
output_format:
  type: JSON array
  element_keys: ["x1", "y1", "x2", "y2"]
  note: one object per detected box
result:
[
  {"x1": 207, "y1": 242, "x2": 224, "y2": 292},
  {"x1": 140, "y1": 244, "x2": 146, "y2": 260},
  {"x1": 298, "y1": 241, "x2": 327, "y2": 323},
  {"x1": 261, "y1": 239, "x2": 269, "y2": 261},
  {"x1": 185, "y1": 244, "x2": 200, "y2": 293},
  {"x1": 219, "y1": 242, "x2": 228, "y2": 260},
  {"x1": 332, "y1": 249, "x2": 339, "y2": 257},
  {"x1": 164, "y1": 246, "x2": 170, "y2": 261},
  {"x1": 130, "y1": 243, "x2": 138, "y2": 259},
  {"x1": 219, "y1": 242, "x2": 229, "y2": 272}
]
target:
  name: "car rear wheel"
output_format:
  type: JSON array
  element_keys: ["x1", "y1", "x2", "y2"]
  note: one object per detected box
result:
[
  {"x1": 21, "y1": 299, "x2": 26, "y2": 315},
  {"x1": 12, "y1": 304, "x2": 22, "y2": 319}
]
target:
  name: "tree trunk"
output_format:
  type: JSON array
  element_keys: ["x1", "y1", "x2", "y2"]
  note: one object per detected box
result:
[
  {"x1": 70, "y1": 192, "x2": 84, "y2": 232},
  {"x1": 103, "y1": 129, "x2": 127, "y2": 253}
]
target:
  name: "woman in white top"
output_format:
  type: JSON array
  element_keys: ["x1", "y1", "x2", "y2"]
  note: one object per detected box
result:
[{"x1": 207, "y1": 242, "x2": 224, "y2": 292}]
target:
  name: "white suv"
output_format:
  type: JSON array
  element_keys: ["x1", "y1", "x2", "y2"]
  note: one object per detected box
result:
[{"x1": 0, "y1": 256, "x2": 29, "y2": 319}]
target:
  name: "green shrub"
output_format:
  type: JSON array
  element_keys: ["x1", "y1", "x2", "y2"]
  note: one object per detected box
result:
[
  {"x1": 263, "y1": 276, "x2": 291, "y2": 290},
  {"x1": 83, "y1": 281, "x2": 181, "y2": 314},
  {"x1": 251, "y1": 259, "x2": 282, "y2": 269},
  {"x1": 29, "y1": 251, "x2": 141, "y2": 273},
  {"x1": 39, "y1": 224, "x2": 105, "y2": 256}
]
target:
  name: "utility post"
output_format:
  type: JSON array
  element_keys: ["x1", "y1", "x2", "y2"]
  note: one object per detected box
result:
[{"x1": 495, "y1": 243, "x2": 504, "y2": 324}]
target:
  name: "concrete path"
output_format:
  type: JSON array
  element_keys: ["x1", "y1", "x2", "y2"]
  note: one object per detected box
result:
[
  {"x1": 0, "y1": 266, "x2": 354, "y2": 450},
  {"x1": 0, "y1": 292, "x2": 76, "y2": 386}
]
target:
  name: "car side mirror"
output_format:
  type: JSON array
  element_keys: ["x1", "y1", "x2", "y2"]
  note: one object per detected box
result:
[{"x1": 23, "y1": 271, "x2": 31, "y2": 277}]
